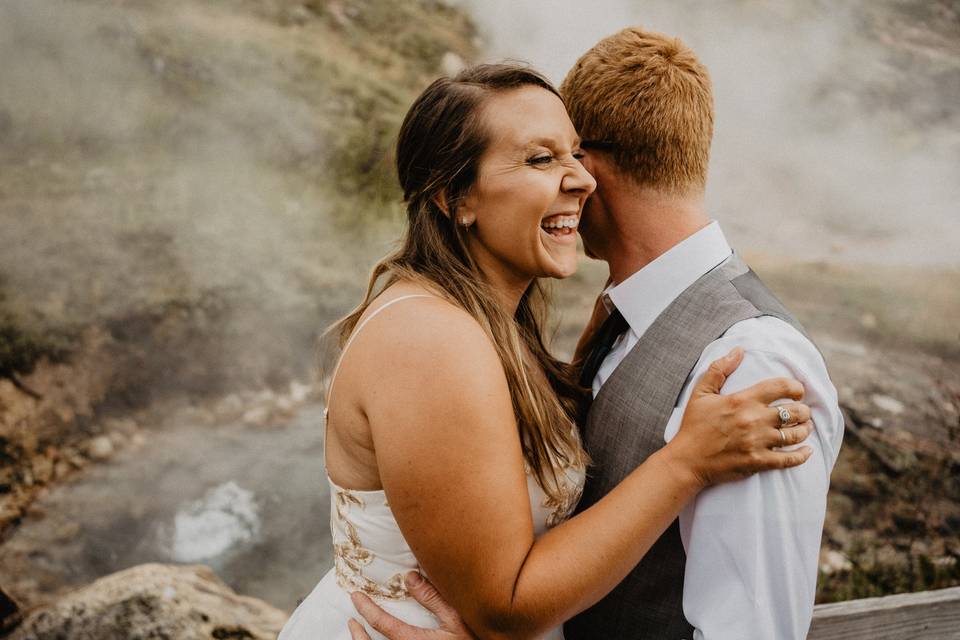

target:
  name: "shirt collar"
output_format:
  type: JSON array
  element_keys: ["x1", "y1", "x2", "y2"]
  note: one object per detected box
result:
[{"x1": 605, "y1": 221, "x2": 733, "y2": 339}]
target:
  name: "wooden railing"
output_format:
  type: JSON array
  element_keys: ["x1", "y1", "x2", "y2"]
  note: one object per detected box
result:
[{"x1": 808, "y1": 586, "x2": 960, "y2": 639}]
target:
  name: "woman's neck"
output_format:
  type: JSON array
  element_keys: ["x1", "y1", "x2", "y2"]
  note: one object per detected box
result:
[{"x1": 474, "y1": 258, "x2": 531, "y2": 316}]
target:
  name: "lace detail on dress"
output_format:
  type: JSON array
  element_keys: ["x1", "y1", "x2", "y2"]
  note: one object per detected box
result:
[{"x1": 332, "y1": 487, "x2": 409, "y2": 600}]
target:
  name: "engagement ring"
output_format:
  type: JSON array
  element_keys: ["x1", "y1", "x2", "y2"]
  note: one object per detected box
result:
[{"x1": 778, "y1": 406, "x2": 792, "y2": 427}]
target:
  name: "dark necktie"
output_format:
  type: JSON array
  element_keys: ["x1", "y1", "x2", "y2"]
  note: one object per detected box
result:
[{"x1": 578, "y1": 307, "x2": 630, "y2": 388}]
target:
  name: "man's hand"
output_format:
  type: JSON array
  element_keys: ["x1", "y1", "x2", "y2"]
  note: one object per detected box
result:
[{"x1": 347, "y1": 571, "x2": 477, "y2": 640}]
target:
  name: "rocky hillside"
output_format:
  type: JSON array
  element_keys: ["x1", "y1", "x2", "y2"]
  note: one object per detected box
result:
[{"x1": 0, "y1": 0, "x2": 477, "y2": 538}]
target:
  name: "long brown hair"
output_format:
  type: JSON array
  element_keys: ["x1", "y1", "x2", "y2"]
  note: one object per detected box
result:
[{"x1": 329, "y1": 64, "x2": 587, "y2": 500}]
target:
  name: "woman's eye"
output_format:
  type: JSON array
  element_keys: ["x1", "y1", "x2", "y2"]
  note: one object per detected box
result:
[
  {"x1": 528, "y1": 155, "x2": 554, "y2": 165},
  {"x1": 572, "y1": 151, "x2": 585, "y2": 160}
]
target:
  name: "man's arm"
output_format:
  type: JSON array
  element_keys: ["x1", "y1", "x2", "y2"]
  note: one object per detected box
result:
[{"x1": 665, "y1": 317, "x2": 844, "y2": 640}]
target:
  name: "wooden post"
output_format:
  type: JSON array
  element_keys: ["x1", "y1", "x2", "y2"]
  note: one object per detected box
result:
[{"x1": 809, "y1": 586, "x2": 960, "y2": 639}]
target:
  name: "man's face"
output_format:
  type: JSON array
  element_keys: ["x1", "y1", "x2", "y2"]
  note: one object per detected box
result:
[{"x1": 575, "y1": 149, "x2": 616, "y2": 262}]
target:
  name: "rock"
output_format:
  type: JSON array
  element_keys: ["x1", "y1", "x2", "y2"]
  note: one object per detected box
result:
[
  {"x1": 288, "y1": 380, "x2": 311, "y2": 404},
  {"x1": 283, "y1": 4, "x2": 315, "y2": 26},
  {"x1": 910, "y1": 539, "x2": 930, "y2": 557},
  {"x1": 87, "y1": 436, "x2": 114, "y2": 461},
  {"x1": 129, "y1": 432, "x2": 147, "y2": 449},
  {"x1": 6, "y1": 563, "x2": 286, "y2": 640},
  {"x1": 104, "y1": 417, "x2": 139, "y2": 436},
  {"x1": 215, "y1": 394, "x2": 244, "y2": 420},
  {"x1": 30, "y1": 455, "x2": 54, "y2": 484},
  {"x1": 172, "y1": 405, "x2": 215, "y2": 427},
  {"x1": 838, "y1": 385, "x2": 856, "y2": 404},
  {"x1": 53, "y1": 461, "x2": 71, "y2": 480},
  {"x1": 53, "y1": 520, "x2": 81, "y2": 543},
  {"x1": 253, "y1": 389, "x2": 276, "y2": 405},
  {"x1": 61, "y1": 447, "x2": 86, "y2": 469},
  {"x1": 0, "y1": 585, "x2": 21, "y2": 635},
  {"x1": 274, "y1": 395, "x2": 295, "y2": 416},
  {"x1": 441, "y1": 51, "x2": 466, "y2": 76},
  {"x1": 876, "y1": 544, "x2": 910, "y2": 569},
  {"x1": 871, "y1": 393, "x2": 905, "y2": 415},
  {"x1": 242, "y1": 405, "x2": 271, "y2": 427},
  {"x1": 819, "y1": 549, "x2": 852, "y2": 575},
  {"x1": 108, "y1": 431, "x2": 127, "y2": 448}
]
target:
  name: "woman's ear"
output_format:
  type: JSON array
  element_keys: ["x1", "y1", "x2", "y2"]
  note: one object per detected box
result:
[
  {"x1": 434, "y1": 189, "x2": 475, "y2": 227},
  {"x1": 432, "y1": 189, "x2": 452, "y2": 217},
  {"x1": 454, "y1": 191, "x2": 477, "y2": 228}
]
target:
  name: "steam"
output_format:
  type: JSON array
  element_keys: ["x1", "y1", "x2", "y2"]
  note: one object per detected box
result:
[
  {"x1": 459, "y1": 0, "x2": 960, "y2": 266},
  {"x1": 1, "y1": 0, "x2": 956, "y2": 386},
  {"x1": 0, "y1": 0, "x2": 369, "y2": 389},
  {"x1": 0, "y1": 0, "x2": 339, "y2": 305}
]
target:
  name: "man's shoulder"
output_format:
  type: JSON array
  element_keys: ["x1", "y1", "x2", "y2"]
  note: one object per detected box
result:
[{"x1": 723, "y1": 315, "x2": 820, "y2": 361}]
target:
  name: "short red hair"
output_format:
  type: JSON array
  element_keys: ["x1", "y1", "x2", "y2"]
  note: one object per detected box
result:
[{"x1": 561, "y1": 27, "x2": 714, "y2": 192}]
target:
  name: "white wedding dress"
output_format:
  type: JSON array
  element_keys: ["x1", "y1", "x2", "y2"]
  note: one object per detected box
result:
[{"x1": 279, "y1": 295, "x2": 585, "y2": 640}]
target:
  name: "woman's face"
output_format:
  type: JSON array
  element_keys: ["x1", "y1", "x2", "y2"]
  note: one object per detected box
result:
[{"x1": 458, "y1": 86, "x2": 596, "y2": 290}]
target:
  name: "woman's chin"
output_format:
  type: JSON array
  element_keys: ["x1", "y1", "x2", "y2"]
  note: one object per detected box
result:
[
  {"x1": 538, "y1": 231, "x2": 579, "y2": 279},
  {"x1": 539, "y1": 256, "x2": 578, "y2": 280}
]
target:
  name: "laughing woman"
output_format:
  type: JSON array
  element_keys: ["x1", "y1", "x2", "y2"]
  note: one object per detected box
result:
[{"x1": 278, "y1": 65, "x2": 813, "y2": 640}]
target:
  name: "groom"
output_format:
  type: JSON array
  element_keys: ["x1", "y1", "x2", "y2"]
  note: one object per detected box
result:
[{"x1": 351, "y1": 27, "x2": 843, "y2": 639}]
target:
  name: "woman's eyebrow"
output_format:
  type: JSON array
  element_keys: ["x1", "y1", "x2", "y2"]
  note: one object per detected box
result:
[{"x1": 522, "y1": 136, "x2": 580, "y2": 149}]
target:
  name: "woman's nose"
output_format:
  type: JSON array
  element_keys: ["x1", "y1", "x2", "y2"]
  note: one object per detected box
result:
[{"x1": 563, "y1": 161, "x2": 597, "y2": 195}]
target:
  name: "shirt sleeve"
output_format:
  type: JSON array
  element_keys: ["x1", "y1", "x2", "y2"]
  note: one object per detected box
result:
[{"x1": 662, "y1": 317, "x2": 844, "y2": 640}]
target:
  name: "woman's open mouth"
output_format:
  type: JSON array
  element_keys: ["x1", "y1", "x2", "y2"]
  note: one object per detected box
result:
[{"x1": 540, "y1": 213, "x2": 579, "y2": 238}]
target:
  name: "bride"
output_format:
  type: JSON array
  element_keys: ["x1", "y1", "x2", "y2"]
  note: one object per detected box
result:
[{"x1": 279, "y1": 64, "x2": 813, "y2": 640}]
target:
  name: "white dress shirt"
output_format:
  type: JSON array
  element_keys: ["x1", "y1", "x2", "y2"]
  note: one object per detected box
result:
[{"x1": 592, "y1": 221, "x2": 843, "y2": 640}]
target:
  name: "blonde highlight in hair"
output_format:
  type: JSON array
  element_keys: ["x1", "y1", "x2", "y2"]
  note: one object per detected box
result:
[
  {"x1": 327, "y1": 64, "x2": 587, "y2": 501},
  {"x1": 560, "y1": 26, "x2": 714, "y2": 192}
]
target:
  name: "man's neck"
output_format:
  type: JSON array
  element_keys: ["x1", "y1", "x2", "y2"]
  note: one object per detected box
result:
[{"x1": 604, "y1": 188, "x2": 710, "y2": 284}]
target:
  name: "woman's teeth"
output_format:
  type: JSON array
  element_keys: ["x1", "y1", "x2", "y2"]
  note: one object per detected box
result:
[{"x1": 541, "y1": 216, "x2": 578, "y2": 235}]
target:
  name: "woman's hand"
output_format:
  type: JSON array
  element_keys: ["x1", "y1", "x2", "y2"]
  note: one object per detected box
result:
[{"x1": 665, "y1": 347, "x2": 814, "y2": 488}]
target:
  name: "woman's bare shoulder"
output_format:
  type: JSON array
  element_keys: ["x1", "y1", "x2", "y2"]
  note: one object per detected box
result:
[{"x1": 358, "y1": 284, "x2": 501, "y2": 378}]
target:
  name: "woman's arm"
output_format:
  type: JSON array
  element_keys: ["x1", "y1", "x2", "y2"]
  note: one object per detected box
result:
[{"x1": 358, "y1": 301, "x2": 810, "y2": 640}]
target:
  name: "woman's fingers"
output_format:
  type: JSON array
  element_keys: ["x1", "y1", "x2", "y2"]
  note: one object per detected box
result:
[
  {"x1": 691, "y1": 347, "x2": 745, "y2": 397},
  {"x1": 767, "y1": 446, "x2": 814, "y2": 469},
  {"x1": 765, "y1": 421, "x2": 813, "y2": 448},
  {"x1": 736, "y1": 376, "x2": 804, "y2": 405},
  {"x1": 771, "y1": 402, "x2": 811, "y2": 427}
]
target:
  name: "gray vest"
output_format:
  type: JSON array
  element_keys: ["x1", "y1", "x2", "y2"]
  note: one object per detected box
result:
[{"x1": 564, "y1": 254, "x2": 808, "y2": 640}]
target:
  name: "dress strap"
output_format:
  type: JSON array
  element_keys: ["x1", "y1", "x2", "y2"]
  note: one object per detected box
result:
[{"x1": 325, "y1": 294, "x2": 437, "y2": 413}]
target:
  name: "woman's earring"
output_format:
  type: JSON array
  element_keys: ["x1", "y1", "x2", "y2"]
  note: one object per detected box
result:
[{"x1": 459, "y1": 217, "x2": 472, "y2": 228}]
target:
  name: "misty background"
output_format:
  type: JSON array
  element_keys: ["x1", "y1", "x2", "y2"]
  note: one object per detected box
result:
[
  {"x1": 464, "y1": 0, "x2": 960, "y2": 266},
  {"x1": 0, "y1": 0, "x2": 957, "y2": 621}
]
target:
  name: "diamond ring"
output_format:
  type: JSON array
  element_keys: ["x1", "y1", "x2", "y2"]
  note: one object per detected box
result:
[{"x1": 777, "y1": 406, "x2": 792, "y2": 427}]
